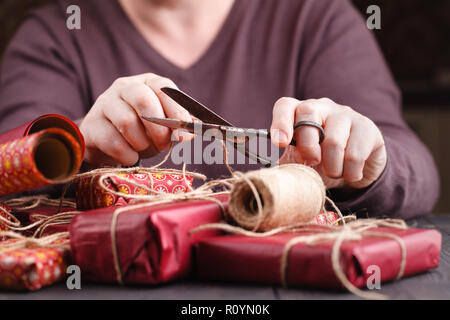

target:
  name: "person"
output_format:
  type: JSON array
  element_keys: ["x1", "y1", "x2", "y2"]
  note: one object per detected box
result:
[{"x1": 0, "y1": 0, "x2": 440, "y2": 219}]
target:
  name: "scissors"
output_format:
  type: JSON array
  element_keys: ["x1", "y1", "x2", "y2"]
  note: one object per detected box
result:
[{"x1": 142, "y1": 87, "x2": 325, "y2": 166}]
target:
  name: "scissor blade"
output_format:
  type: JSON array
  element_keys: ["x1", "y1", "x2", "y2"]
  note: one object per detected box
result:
[
  {"x1": 141, "y1": 116, "x2": 196, "y2": 133},
  {"x1": 161, "y1": 87, "x2": 233, "y2": 126},
  {"x1": 142, "y1": 116, "x2": 230, "y2": 135},
  {"x1": 160, "y1": 88, "x2": 274, "y2": 166}
]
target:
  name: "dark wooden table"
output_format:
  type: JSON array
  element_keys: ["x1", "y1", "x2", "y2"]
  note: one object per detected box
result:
[{"x1": 0, "y1": 216, "x2": 449, "y2": 300}]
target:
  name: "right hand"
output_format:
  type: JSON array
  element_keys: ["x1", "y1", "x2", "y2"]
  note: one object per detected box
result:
[{"x1": 79, "y1": 73, "x2": 193, "y2": 166}]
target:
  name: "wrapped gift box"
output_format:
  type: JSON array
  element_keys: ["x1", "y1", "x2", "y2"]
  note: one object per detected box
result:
[
  {"x1": 0, "y1": 243, "x2": 68, "y2": 290},
  {"x1": 195, "y1": 227, "x2": 441, "y2": 289},
  {"x1": 70, "y1": 194, "x2": 228, "y2": 284},
  {"x1": 76, "y1": 172, "x2": 196, "y2": 210},
  {"x1": 12, "y1": 205, "x2": 77, "y2": 237}
]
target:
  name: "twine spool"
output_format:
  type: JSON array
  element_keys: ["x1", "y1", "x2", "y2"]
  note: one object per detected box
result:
[{"x1": 228, "y1": 164, "x2": 326, "y2": 231}]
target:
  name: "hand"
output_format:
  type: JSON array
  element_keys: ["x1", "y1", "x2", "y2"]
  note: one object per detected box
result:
[
  {"x1": 270, "y1": 97, "x2": 387, "y2": 189},
  {"x1": 79, "y1": 73, "x2": 193, "y2": 166}
]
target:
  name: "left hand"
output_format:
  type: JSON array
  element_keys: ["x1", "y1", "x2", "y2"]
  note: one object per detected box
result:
[{"x1": 270, "y1": 97, "x2": 387, "y2": 189}]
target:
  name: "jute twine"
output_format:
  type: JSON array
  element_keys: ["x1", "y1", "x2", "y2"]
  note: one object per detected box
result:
[
  {"x1": 0, "y1": 195, "x2": 80, "y2": 239},
  {"x1": 0, "y1": 141, "x2": 408, "y2": 300},
  {"x1": 228, "y1": 164, "x2": 333, "y2": 231},
  {"x1": 0, "y1": 231, "x2": 70, "y2": 253}
]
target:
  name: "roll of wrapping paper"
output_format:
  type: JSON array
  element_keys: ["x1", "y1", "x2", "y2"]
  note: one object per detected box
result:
[
  {"x1": 0, "y1": 114, "x2": 85, "y2": 158},
  {"x1": 0, "y1": 128, "x2": 83, "y2": 197}
]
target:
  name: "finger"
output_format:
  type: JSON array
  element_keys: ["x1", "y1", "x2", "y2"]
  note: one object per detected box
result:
[
  {"x1": 143, "y1": 76, "x2": 194, "y2": 142},
  {"x1": 321, "y1": 114, "x2": 352, "y2": 179},
  {"x1": 119, "y1": 82, "x2": 172, "y2": 151},
  {"x1": 342, "y1": 117, "x2": 377, "y2": 182},
  {"x1": 102, "y1": 99, "x2": 153, "y2": 152},
  {"x1": 270, "y1": 97, "x2": 299, "y2": 147},
  {"x1": 278, "y1": 145, "x2": 304, "y2": 164},
  {"x1": 294, "y1": 100, "x2": 324, "y2": 166},
  {"x1": 86, "y1": 119, "x2": 139, "y2": 166}
]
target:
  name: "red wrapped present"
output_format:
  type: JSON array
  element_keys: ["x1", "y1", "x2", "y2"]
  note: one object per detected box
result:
[
  {"x1": 76, "y1": 171, "x2": 197, "y2": 210},
  {"x1": 196, "y1": 227, "x2": 441, "y2": 291},
  {"x1": 0, "y1": 243, "x2": 68, "y2": 290},
  {"x1": 0, "y1": 114, "x2": 84, "y2": 157},
  {"x1": 12, "y1": 205, "x2": 78, "y2": 237},
  {"x1": 0, "y1": 128, "x2": 83, "y2": 197},
  {"x1": 70, "y1": 194, "x2": 228, "y2": 284}
]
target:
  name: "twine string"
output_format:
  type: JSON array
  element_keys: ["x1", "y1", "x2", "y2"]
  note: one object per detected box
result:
[{"x1": 0, "y1": 230, "x2": 70, "y2": 253}]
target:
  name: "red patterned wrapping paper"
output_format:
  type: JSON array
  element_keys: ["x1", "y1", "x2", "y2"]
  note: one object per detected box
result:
[
  {"x1": 312, "y1": 211, "x2": 339, "y2": 225},
  {"x1": 76, "y1": 172, "x2": 195, "y2": 210},
  {"x1": 0, "y1": 128, "x2": 83, "y2": 197},
  {"x1": 70, "y1": 194, "x2": 228, "y2": 284},
  {"x1": 0, "y1": 114, "x2": 85, "y2": 158},
  {"x1": 195, "y1": 228, "x2": 441, "y2": 289},
  {"x1": 0, "y1": 244, "x2": 68, "y2": 290}
]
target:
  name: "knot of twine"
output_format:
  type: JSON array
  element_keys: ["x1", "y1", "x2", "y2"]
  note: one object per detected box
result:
[{"x1": 0, "y1": 231, "x2": 70, "y2": 253}]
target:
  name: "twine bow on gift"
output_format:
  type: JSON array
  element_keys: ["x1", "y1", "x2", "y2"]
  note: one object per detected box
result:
[{"x1": 0, "y1": 231, "x2": 70, "y2": 252}]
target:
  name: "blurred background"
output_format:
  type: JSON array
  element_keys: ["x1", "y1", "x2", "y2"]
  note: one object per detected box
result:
[{"x1": 0, "y1": 0, "x2": 449, "y2": 213}]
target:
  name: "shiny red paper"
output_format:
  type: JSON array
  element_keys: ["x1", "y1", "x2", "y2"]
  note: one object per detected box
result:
[
  {"x1": 196, "y1": 228, "x2": 442, "y2": 289},
  {"x1": 70, "y1": 194, "x2": 228, "y2": 284},
  {"x1": 76, "y1": 172, "x2": 195, "y2": 210},
  {"x1": 0, "y1": 128, "x2": 83, "y2": 197}
]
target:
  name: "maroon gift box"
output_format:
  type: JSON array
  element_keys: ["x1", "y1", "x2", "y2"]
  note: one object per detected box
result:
[
  {"x1": 12, "y1": 206, "x2": 77, "y2": 237},
  {"x1": 195, "y1": 228, "x2": 442, "y2": 289},
  {"x1": 70, "y1": 194, "x2": 228, "y2": 284}
]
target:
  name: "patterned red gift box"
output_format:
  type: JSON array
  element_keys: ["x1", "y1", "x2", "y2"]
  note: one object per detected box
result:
[
  {"x1": 0, "y1": 243, "x2": 68, "y2": 290},
  {"x1": 76, "y1": 172, "x2": 196, "y2": 210}
]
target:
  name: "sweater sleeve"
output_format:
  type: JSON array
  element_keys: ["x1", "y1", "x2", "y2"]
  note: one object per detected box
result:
[
  {"x1": 0, "y1": 7, "x2": 88, "y2": 133},
  {"x1": 297, "y1": 0, "x2": 439, "y2": 219}
]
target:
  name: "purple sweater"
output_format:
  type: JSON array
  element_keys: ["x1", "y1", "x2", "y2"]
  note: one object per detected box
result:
[{"x1": 0, "y1": 0, "x2": 440, "y2": 218}]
